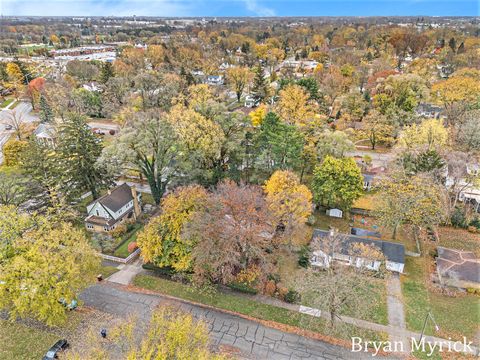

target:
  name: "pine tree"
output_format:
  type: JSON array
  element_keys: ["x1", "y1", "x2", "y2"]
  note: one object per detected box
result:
[
  {"x1": 99, "y1": 61, "x2": 114, "y2": 84},
  {"x1": 251, "y1": 64, "x2": 269, "y2": 104},
  {"x1": 39, "y1": 94, "x2": 53, "y2": 123},
  {"x1": 57, "y1": 113, "x2": 113, "y2": 199}
]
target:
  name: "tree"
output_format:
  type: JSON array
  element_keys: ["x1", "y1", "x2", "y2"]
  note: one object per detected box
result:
[
  {"x1": 296, "y1": 229, "x2": 386, "y2": 330},
  {"x1": 276, "y1": 84, "x2": 317, "y2": 126},
  {"x1": 185, "y1": 180, "x2": 276, "y2": 286},
  {"x1": 0, "y1": 171, "x2": 30, "y2": 206},
  {"x1": 66, "y1": 60, "x2": 99, "y2": 82},
  {"x1": 226, "y1": 66, "x2": 251, "y2": 102},
  {"x1": 56, "y1": 113, "x2": 112, "y2": 199},
  {"x1": 264, "y1": 170, "x2": 312, "y2": 244},
  {"x1": 251, "y1": 64, "x2": 269, "y2": 104},
  {"x1": 72, "y1": 88, "x2": 103, "y2": 118},
  {"x1": 456, "y1": 110, "x2": 480, "y2": 152},
  {"x1": 26, "y1": 77, "x2": 45, "y2": 110},
  {"x1": 375, "y1": 174, "x2": 446, "y2": 247},
  {"x1": 316, "y1": 130, "x2": 355, "y2": 161},
  {"x1": 5, "y1": 62, "x2": 24, "y2": 84},
  {"x1": 255, "y1": 112, "x2": 304, "y2": 171},
  {"x1": 398, "y1": 119, "x2": 449, "y2": 150},
  {"x1": 5, "y1": 109, "x2": 26, "y2": 140},
  {"x1": 99, "y1": 61, "x2": 114, "y2": 84},
  {"x1": 311, "y1": 156, "x2": 363, "y2": 210},
  {"x1": 38, "y1": 94, "x2": 54, "y2": 123},
  {"x1": 3, "y1": 139, "x2": 27, "y2": 166},
  {"x1": 359, "y1": 111, "x2": 394, "y2": 150},
  {"x1": 0, "y1": 211, "x2": 99, "y2": 325},
  {"x1": 137, "y1": 185, "x2": 208, "y2": 271},
  {"x1": 66, "y1": 307, "x2": 229, "y2": 360},
  {"x1": 100, "y1": 111, "x2": 177, "y2": 205},
  {"x1": 249, "y1": 104, "x2": 268, "y2": 126}
]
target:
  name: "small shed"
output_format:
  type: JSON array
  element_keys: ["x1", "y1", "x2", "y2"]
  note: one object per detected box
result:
[{"x1": 326, "y1": 208, "x2": 343, "y2": 218}]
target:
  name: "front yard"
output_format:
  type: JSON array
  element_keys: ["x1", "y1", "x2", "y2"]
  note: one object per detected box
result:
[{"x1": 401, "y1": 256, "x2": 480, "y2": 341}]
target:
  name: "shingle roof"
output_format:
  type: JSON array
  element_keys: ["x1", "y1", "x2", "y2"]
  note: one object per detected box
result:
[
  {"x1": 92, "y1": 183, "x2": 133, "y2": 213},
  {"x1": 312, "y1": 229, "x2": 405, "y2": 264}
]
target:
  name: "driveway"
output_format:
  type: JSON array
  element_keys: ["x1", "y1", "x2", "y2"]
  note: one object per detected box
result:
[{"x1": 80, "y1": 284, "x2": 377, "y2": 360}]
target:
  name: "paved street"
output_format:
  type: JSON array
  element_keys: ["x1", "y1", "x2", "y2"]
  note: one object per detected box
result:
[{"x1": 80, "y1": 284, "x2": 377, "y2": 359}]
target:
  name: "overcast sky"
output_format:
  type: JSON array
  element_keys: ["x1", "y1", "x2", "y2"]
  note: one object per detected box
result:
[{"x1": 1, "y1": 0, "x2": 478, "y2": 17}]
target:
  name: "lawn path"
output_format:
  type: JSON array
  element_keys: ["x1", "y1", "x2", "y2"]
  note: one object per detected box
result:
[{"x1": 386, "y1": 274, "x2": 410, "y2": 353}]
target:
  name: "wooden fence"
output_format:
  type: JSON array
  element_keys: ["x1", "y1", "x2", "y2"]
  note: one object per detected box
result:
[{"x1": 100, "y1": 248, "x2": 141, "y2": 264}]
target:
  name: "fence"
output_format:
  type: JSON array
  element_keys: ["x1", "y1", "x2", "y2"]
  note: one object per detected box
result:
[{"x1": 100, "y1": 248, "x2": 141, "y2": 264}]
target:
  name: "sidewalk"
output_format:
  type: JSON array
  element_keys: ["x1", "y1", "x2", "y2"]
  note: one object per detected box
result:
[
  {"x1": 106, "y1": 259, "x2": 145, "y2": 285},
  {"x1": 222, "y1": 288, "x2": 479, "y2": 357},
  {"x1": 386, "y1": 274, "x2": 410, "y2": 353}
]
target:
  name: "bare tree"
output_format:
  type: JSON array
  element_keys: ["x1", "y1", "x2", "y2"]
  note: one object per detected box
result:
[{"x1": 5, "y1": 109, "x2": 25, "y2": 140}]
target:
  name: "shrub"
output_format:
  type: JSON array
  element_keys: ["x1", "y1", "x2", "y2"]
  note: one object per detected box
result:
[
  {"x1": 469, "y1": 218, "x2": 480, "y2": 230},
  {"x1": 466, "y1": 288, "x2": 476, "y2": 294},
  {"x1": 110, "y1": 224, "x2": 127, "y2": 239},
  {"x1": 450, "y1": 208, "x2": 467, "y2": 228},
  {"x1": 264, "y1": 280, "x2": 276, "y2": 296},
  {"x1": 284, "y1": 289, "x2": 301, "y2": 304},
  {"x1": 267, "y1": 273, "x2": 281, "y2": 284},
  {"x1": 467, "y1": 226, "x2": 478, "y2": 234},
  {"x1": 277, "y1": 286, "x2": 288, "y2": 300},
  {"x1": 298, "y1": 245, "x2": 311, "y2": 268},
  {"x1": 235, "y1": 265, "x2": 261, "y2": 286},
  {"x1": 127, "y1": 241, "x2": 138, "y2": 253},
  {"x1": 227, "y1": 281, "x2": 258, "y2": 295}
]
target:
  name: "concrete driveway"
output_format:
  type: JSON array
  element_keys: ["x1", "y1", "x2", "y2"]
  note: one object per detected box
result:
[{"x1": 80, "y1": 284, "x2": 377, "y2": 360}]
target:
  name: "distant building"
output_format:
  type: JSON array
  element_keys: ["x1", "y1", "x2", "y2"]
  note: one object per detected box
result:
[
  {"x1": 33, "y1": 123, "x2": 56, "y2": 146},
  {"x1": 310, "y1": 229, "x2": 405, "y2": 273},
  {"x1": 416, "y1": 103, "x2": 443, "y2": 118},
  {"x1": 85, "y1": 183, "x2": 141, "y2": 232},
  {"x1": 205, "y1": 75, "x2": 224, "y2": 86}
]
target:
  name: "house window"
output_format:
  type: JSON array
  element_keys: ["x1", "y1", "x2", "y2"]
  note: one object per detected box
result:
[
  {"x1": 87, "y1": 223, "x2": 93, "y2": 229},
  {"x1": 96, "y1": 209, "x2": 99, "y2": 216}
]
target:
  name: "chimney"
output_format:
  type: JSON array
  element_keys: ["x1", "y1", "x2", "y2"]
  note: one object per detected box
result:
[{"x1": 131, "y1": 185, "x2": 141, "y2": 219}]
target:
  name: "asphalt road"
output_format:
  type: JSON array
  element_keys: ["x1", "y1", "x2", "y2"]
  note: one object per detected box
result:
[{"x1": 80, "y1": 284, "x2": 378, "y2": 360}]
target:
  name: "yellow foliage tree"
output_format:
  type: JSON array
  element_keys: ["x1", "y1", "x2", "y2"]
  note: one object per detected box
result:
[
  {"x1": 249, "y1": 104, "x2": 268, "y2": 126},
  {"x1": 398, "y1": 118, "x2": 449, "y2": 149},
  {"x1": 226, "y1": 66, "x2": 251, "y2": 102},
  {"x1": 276, "y1": 84, "x2": 317, "y2": 126},
  {"x1": 187, "y1": 83, "x2": 214, "y2": 109},
  {"x1": 264, "y1": 170, "x2": 313, "y2": 241},
  {"x1": 137, "y1": 185, "x2": 208, "y2": 271}
]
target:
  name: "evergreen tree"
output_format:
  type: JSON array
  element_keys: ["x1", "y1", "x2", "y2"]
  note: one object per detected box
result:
[
  {"x1": 448, "y1": 37, "x2": 457, "y2": 53},
  {"x1": 99, "y1": 61, "x2": 114, "y2": 84},
  {"x1": 251, "y1": 64, "x2": 269, "y2": 104},
  {"x1": 39, "y1": 94, "x2": 53, "y2": 123},
  {"x1": 56, "y1": 113, "x2": 112, "y2": 199}
]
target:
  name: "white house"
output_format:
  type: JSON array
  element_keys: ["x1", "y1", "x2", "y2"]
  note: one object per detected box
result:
[
  {"x1": 310, "y1": 229, "x2": 405, "y2": 273},
  {"x1": 85, "y1": 183, "x2": 142, "y2": 232},
  {"x1": 82, "y1": 82, "x2": 102, "y2": 92},
  {"x1": 445, "y1": 163, "x2": 480, "y2": 213},
  {"x1": 205, "y1": 75, "x2": 224, "y2": 86}
]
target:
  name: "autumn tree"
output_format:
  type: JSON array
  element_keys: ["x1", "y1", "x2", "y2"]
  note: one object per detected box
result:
[
  {"x1": 0, "y1": 171, "x2": 30, "y2": 206},
  {"x1": 311, "y1": 156, "x2": 363, "y2": 210},
  {"x1": 3, "y1": 138, "x2": 27, "y2": 166},
  {"x1": 226, "y1": 66, "x2": 251, "y2": 102},
  {"x1": 66, "y1": 307, "x2": 230, "y2": 360},
  {"x1": 398, "y1": 119, "x2": 449, "y2": 150},
  {"x1": 375, "y1": 174, "x2": 446, "y2": 249},
  {"x1": 251, "y1": 64, "x2": 269, "y2": 104},
  {"x1": 39, "y1": 94, "x2": 54, "y2": 123},
  {"x1": 0, "y1": 210, "x2": 99, "y2": 325},
  {"x1": 359, "y1": 110, "x2": 394, "y2": 150},
  {"x1": 316, "y1": 130, "x2": 355, "y2": 161},
  {"x1": 185, "y1": 180, "x2": 276, "y2": 286},
  {"x1": 249, "y1": 104, "x2": 268, "y2": 127},
  {"x1": 264, "y1": 170, "x2": 312, "y2": 245},
  {"x1": 276, "y1": 84, "x2": 317, "y2": 126},
  {"x1": 137, "y1": 185, "x2": 208, "y2": 271}
]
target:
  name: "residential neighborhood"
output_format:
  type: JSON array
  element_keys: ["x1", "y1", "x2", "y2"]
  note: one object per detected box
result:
[{"x1": 0, "y1": 5, "x2": 479, "y2": 360}]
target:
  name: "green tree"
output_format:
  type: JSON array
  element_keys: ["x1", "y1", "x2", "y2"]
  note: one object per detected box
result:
[
  {"x1": 255, "y1": 112, "x2": 304, "y2": 172},
  {"x1": 99, "y1": 61, "x2": 114, "y2": 84},
  {"x1": 56, "y1": 113, "x2": 112, "y2": 199},
  {"x1": 38, "y1": 94, "x2": 54, "y2": 123},
  {"x1": 311, "y1": 156, "x2": 363, "y2": 210},
  {"x1": 251, "y1": 64, "x2": 269, "y2": 104}
]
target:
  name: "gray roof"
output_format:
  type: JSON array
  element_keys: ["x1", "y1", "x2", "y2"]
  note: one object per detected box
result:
[
  {"x1": 436, "y1": 247, "x2": 480, "y2": 284},
  {"x1": 96, "y1": 183, "x2": 133, "y2": 213},
  {"x1": 351, "y1": 227, "x2": 382, "y2": 238},
  {"x1": 312, "y1": 229, "x2": 405, "y2": 264}
]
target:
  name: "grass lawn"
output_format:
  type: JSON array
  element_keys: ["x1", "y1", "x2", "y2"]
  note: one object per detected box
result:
[
  {"x1": 140, "y1": 192, "x2": 156, "y2": 206},
  {"x1": 0, "y1": 320, "x2": 59, "y2": 360},
  {"x1": 401, "y1": 256, "x2": 480, "y2": 341},
  {"x1": 133, "y1": 274, "x2": 387, "y2": 343},
  {"x1": 0, "y1": 98, "x2": 14, "y2": 108},
  {"x1": 113, "y1": 224, "x2": 143, "y2": 258},
  {"x1": 100, "y1": 265, "x2": 120, "y2": 278},
  {"x1": 311, "y1": 210, "x2": 351, "y2": 232},
  {"x1": 10, "y1": 100, "x2": 19, "y2": 109}
]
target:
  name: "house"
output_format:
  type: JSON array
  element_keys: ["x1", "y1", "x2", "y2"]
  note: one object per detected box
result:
[
  {"x1": 415, "y1": 103, "x2": 443, "y2": 118},
  {"x1": 82, "y1": 82, "x2": 101, "y2": 92},
  {"x1": 205, "y1": 75, "x2": 224, "y2": 86},
  {"x1": 244, "y1": 95, "x2": 258, "y2": 108},
  {"x1": 310, "y1": 229, "x2": 405, "y2": 273},
  {"x1": 33, "y1": 123, "x2": 56, "y2": 146},
  {"x1": 445, "y1": 163, "x2": 480, "y2": 213},
  {"x1": 85, "y1": 183, "x2": 142, "y2": 232},
  {"x1": 436, "y1": 247, "x2": 480, "y2": 289}
]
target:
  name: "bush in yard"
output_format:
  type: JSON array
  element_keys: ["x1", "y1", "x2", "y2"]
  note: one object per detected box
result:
[
  {"x1": 450, "y1": 208, "x2": 467, "y2": 228},
  {"x1": 110, "y1": 224, "x2": 127, "y2": 239},
  {"x1": 277, "y1": 286, "x2": 288, "y2": 300},
  {"x1": 264, "y1": 280, "x2": 277, "y2": 296},
  {"x1": 284, "y1": 289, "x2": 301, "y2": 304},
  {"x1": 227, "y1": 281, "x2": 258, "y2": 295},
  {"x1": 128, "y1": 241, "x2": 138, "y2": 253},
  {"x1": 470, "y1": 218, "x2": 480, "y2": 230},
  {"x1": 298, "y1": 245, "x2": 311, "y2": 268}
]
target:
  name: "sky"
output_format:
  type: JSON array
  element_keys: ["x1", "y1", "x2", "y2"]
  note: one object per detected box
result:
[{"x1": 1, "y1": 0, "x2": 478, "y2": 17}]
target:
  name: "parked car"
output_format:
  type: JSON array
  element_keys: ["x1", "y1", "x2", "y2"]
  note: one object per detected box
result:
[{"x1": 42, "y1": 339, "x2": 69, "y2": 360}]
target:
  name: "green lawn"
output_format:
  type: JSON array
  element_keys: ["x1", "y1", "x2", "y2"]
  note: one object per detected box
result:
[
  {"x1": 401, "y1": 256, "x2": 480, "y2": 341},
  {"x1": 113, "y1": 225, "x2": 142, "y2": 258},
  {"x1": 0, "y1": 98, "x2": 14, "y2": 108},
  {"x1": 312, "y1": 210, "x2": 351, "y2": 232},
  {"x1": 100, "y1": 265, "x2": 120, "y2": 278},
  {"x1": 140, "y1": 192, "x2": 156, "y2": 206},
  {"x1": 0, "y1": 320, "x2": 59, "y2": 360},
  {"x1": 133, "y1": 274, "x2": 387, "y2": 342}
]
